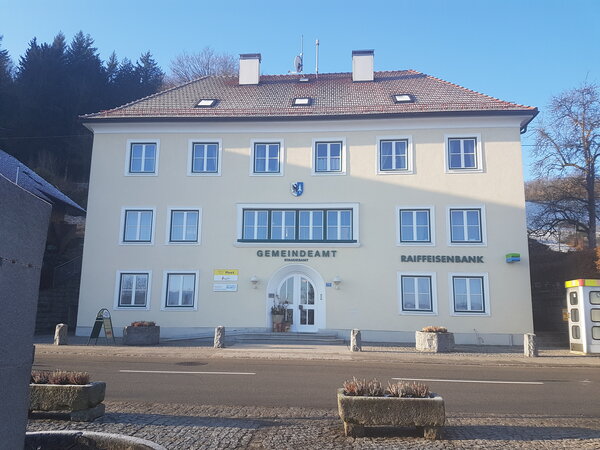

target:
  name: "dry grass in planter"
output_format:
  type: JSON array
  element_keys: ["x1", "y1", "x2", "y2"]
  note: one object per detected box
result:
[{"x1": 338, "y1": 377, "x2": 445, "y2": 439}]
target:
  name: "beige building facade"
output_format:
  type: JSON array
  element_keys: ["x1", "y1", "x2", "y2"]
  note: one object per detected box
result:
[{"x1": 78, "y1": 52, "x2": 537, "y2": 344}]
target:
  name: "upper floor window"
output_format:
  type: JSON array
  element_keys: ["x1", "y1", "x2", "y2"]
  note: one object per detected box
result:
[
  {"x1": 380, "y1": 139, "x2": 408, "y2": 172},
  {"x1": 314, "y1": 141, "x2": 344, "y2": 174},
  {"x1": 191, "y1": 142, "x2": 219, "y2": 174},
  {"x1": 253, "y1": 142, "x2": 281, "y2": 174},
  {"x1": 449, "y1": 208, "x2": 483, "y2": 244},
  {"x1": 451, "y1": 274, "x2": 487, "y2": 314},
  {"x1": 299, "y1": 210, "x2": 324, "y2": 240},
  {"x1": 169, "y1": 210, "x2": 199, "y2": 243},
  {"x1": 326, "y1": 210, "x2": 352, "y2": 240},
  {"x1": 123, "y1": 209, "x2": 153, "y2": 243},
  {"x1": 128, "y1": 142, "x2": 157, "y2": 174},
  {"x1": 398, "y1": 208, "x2": 432, "y2": 244},
  {"x1": 117, "y1": 272, "x2": 150, "y2": 308},
  {"x1": 238, "y1": 205, "x2": 358, "y2": 243},
  {"x1": 446, "y1": 136, "x2": 482, "y2": 172}
]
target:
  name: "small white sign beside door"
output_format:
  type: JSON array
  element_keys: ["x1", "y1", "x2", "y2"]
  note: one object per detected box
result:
[{"x1": 213, "y1": 283, "x2": 238, "y2": 292}]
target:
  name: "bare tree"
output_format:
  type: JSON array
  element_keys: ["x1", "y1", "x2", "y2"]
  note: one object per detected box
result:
[
  {"x1": 532, "y1": 83, "x2": 600, "y2": 249},
  {"x1": 168, "y1": 47, "x2": 237, "y2": 84}
]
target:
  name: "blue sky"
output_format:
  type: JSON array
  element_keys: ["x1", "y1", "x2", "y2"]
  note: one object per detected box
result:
[{"x1": 1, "y1": 0, "x2": 598, "y2": 179}]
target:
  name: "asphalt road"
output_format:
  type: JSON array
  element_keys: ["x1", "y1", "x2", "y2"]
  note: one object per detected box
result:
[{"x1": 33, "y1": 354, "x2": 600, "y2": 416}]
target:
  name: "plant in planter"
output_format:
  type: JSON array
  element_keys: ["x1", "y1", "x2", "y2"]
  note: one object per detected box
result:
[
  {"x1": 337, "y1": 377, "x2": 445, "y2": 439},
  {"x1": 271, "y1": 301, "x2": 288, "y2": 331},
  {"x1": 123, "y1": 321, "x2": 160, "y2": 345},
  {"x1": 29, "y1": 370, "x2": 106, "y2": 422},
  {"x1": 415, "y1": 326, "x2": 454, "y2": 353}
]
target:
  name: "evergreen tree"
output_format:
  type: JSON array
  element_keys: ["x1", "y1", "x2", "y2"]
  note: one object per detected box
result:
[
  {"x1": 65, "y1": 31, "x2": 107, "y2": 114},
  {"x1": 14, "y1": 33, "x2": 71, "y2": 172},
  {"x1": 135, "y1": 51, "x2": 164, "y2": 98},
  {"x1": 0, "y1": 36, "x2": 15, "y2": 137}
]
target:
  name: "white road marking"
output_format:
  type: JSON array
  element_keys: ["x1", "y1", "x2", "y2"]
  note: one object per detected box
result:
[
  {"x1": 120, "y1": 370, "x2": 256, "y2": 375},
  {"x1": 392, "y1": 377, "x2": 543, "y2": 385}
]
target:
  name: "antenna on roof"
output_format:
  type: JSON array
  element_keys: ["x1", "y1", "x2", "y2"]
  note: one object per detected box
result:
[
  {"x1": 315, "y1": 39, "x2": 319, "y2": 79},
  {"x1": 289, "y1": 35, "x2": 304, "y2": 74}
]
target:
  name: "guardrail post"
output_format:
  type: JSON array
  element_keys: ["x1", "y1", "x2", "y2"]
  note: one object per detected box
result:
[
  {"x1": 214, "y1": 326, "x2": 225, "y2": 348},
  {"x1": 351, "y1": 329, "x2": 362, "y2": 352},
  {"x1": 524, "y1": 333, "x2": 538, "y2": 357},
  {"x1": 53, "y1": 323, "x2": 68, "y2": 345}
]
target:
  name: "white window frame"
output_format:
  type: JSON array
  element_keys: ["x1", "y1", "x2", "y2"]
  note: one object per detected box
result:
[
  {"x1": 166, "y1": 207, "x2": 202, "y2": 245},
  {"x1": 125, "y1": 140, "x2": 160, "y2": 176},
  {"x1": 114, "y1": 271, "x2": 152, "y2": 310},
  {"x1": 397, "y1": 272, "x2": 438, "y2": 315},
  {"x1": 377, "y1": 135, "x2": 414, "y2": 174},
  {"x1": 298, "y1": 210, "x2": 325, "y2": 241},
  {"x1": 270, "y1": 210, "x2": 297, "y2": 241},
  {"x1": 120, "y1": 207, "x2": 156, "y2": 245},
  {"x1": 448, "y1": 272, "x2": 490, "y2": 316},
  {"x1": 447, "y1": 205, "x2": 487, "y2": 247},
  {"x1": 235, "y1": 203, "x2": 360, "y2": 247},
  {"x1": 312, "y1": 138, "x2": 347, "y2": 175},
  {"x1": 161, "y1": 270, "x2": 199, "y2": 310},
  {"x1": 187, "y1": 139, "x2": 222, "y2": 176},
  {"x1": 250, "y1": 139, "x2": 284, "y2": 176},
  {"x1": 444, "y1": 134, "x2": 483, "y2": 173},
  {"x1": 396, "y1": 206, "x2": 435, "y2": 246},
  {"x1": 325, "y1": 209, "x2": 353, "y2": 241}
]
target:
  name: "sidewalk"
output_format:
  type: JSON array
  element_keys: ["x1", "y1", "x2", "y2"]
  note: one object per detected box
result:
[{"x1": 33, "y1": 334, "x2": 600, "y2": 368}]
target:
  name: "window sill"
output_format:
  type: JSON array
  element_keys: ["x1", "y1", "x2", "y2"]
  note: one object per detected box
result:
[
  {"x1": 234, "y1": 241, "x2": 360, "y2": 248},
  {"x1": 397, "y1": 241, "x2": 436, "y2": 247}
]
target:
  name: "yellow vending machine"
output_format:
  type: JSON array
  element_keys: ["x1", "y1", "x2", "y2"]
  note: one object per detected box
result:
[{"x1": 565, "y1": 279, "x2": 600, "y2": 353}]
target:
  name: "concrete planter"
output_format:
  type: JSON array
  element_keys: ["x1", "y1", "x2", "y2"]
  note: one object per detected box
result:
[
  {"x1": 337, "y1": 389, "x2": 445, "y2": 439},
  {"x1": 29, "y1": 381, "x2": 106, "y2": 422},
  {"x1": 25, "y1": 431, "x2": 166, "y2": 449},
  {"x1": 415, "y1": 331, "x2": 454, "y2": 353},
  {"x1": 123, "y1": 325, "x2": 160, "y2": 345}
]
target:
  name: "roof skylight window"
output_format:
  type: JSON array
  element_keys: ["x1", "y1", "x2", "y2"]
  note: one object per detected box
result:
[
  {"x1": 393, "y1": 94, "x2": 415, "y2": 103},
  {"x1": 292, "y1": 97, "x2": 312, "y2": 106},
  {"x1": 299, "y1": 77, "x2": 310, "y2": 83},
  {"x1": 196, "y1": 99, "x2": 218, "y2": 107}
]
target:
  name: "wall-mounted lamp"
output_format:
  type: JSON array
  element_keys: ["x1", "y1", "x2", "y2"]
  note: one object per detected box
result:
[
  {"x1": 332, "y1": 275, "x2": 342, "y2": 290},
  {"x1": 250, "y1": 275, "x2": 259, "y2": 288}
]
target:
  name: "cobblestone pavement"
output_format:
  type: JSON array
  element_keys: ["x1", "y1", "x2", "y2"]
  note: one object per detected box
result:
[{"x1": 27, "y1": 401, "x2": 600, "y2": 449}]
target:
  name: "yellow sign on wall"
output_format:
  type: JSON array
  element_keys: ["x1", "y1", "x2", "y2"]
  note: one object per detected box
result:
[{"x1": 213, "y1": 269, "x2": 239, "y2": 281}]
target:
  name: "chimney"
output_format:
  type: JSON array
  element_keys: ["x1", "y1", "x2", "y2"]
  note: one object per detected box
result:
[
  {"x1": 352, "y1": 50, "x2": 374, "y2": 82},
  {"x1": 239, "y1": 53, "x2": 261, "y2": 85}
]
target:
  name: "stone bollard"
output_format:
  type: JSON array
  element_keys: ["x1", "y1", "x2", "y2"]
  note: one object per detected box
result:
[
  {"x1": 350, "y1": 329, "x2": 362, "y2": 352},
  {"x1": 214, "y1": 326, "x2": 225, "y2": 348},
  {"x1": 524, "y1": 333, "x2": 538, "y2": 357},
  {"x1": 53, "y1": 324, "x2": 68, "y2": 346}
]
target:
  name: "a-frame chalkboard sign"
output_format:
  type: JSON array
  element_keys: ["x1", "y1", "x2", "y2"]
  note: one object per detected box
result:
[{"x1": 87, "y1": 308, "x2": 116, "y2": 345}]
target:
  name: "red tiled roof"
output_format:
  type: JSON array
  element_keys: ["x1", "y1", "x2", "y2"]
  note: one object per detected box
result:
[{"x1": 82, "y1": 70, "x2": 537, "y2": 121}]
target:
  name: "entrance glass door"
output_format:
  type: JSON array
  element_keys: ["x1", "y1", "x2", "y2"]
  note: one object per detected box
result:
[{"x1": 278, "y1": 274, "x2": 316, "y2": 332}]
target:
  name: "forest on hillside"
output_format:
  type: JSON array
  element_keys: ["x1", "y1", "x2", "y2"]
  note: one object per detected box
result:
[{"x1": 0, "y1": 32, "x2": 165, "y2": 207}]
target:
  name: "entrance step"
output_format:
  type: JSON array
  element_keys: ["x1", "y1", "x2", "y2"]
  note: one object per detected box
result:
[{"x1": 233, "y1": 332, "x2": 346, "y2": 345}]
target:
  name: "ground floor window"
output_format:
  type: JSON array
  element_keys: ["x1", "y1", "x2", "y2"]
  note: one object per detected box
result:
[
  {"x1": 117, "y1": 272, "x2": 150, "y2": 308},
  {"x1": 398, "y1": 272, "x2": 436, "y2": 314},
  {"x1": 451, "y1": 273, "x2": 488, "y2": 314},
  {"x1": 164, "y1": 272, "x2": 197, "y2": 308}
]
